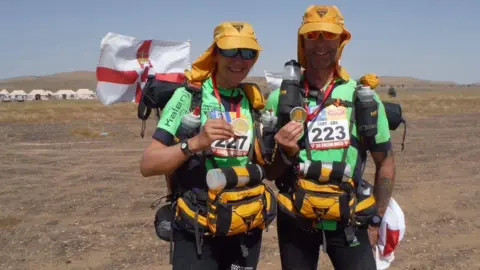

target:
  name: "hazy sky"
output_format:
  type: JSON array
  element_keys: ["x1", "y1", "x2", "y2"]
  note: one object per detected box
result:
[{"x1": 1, "y1": 0, "x2": 478, "y2": 83}]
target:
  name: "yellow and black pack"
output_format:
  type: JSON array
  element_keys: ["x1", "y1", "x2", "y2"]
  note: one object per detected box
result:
[
  {"x1": 174, "y1": 167, "x2": 277, "y2": 238},
  {"x1": 207, "y1": 183, "x2": 277, "y2": 236},
  {"x1": 173, "y1": 172, "x2": 277, "y2": 256},
  {"x1": 276, "y1": 160, "x2": 377, "y2": 228}
]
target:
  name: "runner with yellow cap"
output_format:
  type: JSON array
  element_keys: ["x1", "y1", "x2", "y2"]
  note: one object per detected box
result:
[
  {"x1": 141, "y1": 21, "x2": 276, "y2": 270},
  {"x1": 263, "y1": 5, "x2": 396, "y2": 270}
]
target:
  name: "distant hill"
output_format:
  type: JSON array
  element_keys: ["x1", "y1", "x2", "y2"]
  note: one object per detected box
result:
[
  {"x1": 0, "y1": 71, "x2": 95, "y2": 92},
  {"x1": 0, "y1": 71, "x2": 476, "y2": 93}
]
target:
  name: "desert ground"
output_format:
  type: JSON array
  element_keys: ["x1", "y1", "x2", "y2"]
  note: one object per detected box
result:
[{"x1": 1, "y1": 88, "x2": 480, "y2": 270}]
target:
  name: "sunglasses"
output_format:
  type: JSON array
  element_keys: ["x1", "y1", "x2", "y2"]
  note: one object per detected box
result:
[
  {"x1": 218, "y1": 48, "x2": 257, "y2": 60},
  {"x1": 303, "y1": 31, "x2": 340, "y2": 41}
]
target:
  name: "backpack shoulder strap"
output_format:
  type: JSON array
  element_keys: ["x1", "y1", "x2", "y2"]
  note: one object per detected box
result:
[
  {"x1": 239, "y1": 82, "x2": 265, "y2": 111},
  {"x1": 238, "y1": 83, "x2": 267, "y2": 165},
  {"x1": 184, "y1": 82, "x2": 203, "y2": 112}
]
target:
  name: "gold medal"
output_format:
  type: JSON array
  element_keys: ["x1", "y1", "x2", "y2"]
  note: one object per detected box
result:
[
  {"x1": 290, "y1": 107, "x2": 307, "y2": 123},
  {"x1": 231, "y1": 118, "x2": 249, "y2": 136}
]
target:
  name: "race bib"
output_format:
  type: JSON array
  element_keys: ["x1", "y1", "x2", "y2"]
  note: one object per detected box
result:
[
  {"x1": 209, "y1": 110, "x2": 252, "y2": 157},
  {"x1": 307, "y1": 105, "x2": 351, "y2": 150}
]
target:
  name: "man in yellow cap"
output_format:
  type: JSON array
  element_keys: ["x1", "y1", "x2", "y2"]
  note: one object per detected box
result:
[
  {"x1": 264, "y1": 5, "x2": 396, "y2": 270},
  {"x1": 141, "y1": 21, "x2": 276, "y2": 270}
]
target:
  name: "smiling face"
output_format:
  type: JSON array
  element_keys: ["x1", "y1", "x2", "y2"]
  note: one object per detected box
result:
[
  {"x1": 303, "y1": 31, "x2": 341, "y2": 70},
  {"x1": 213, "y1": 47, "x2": 256, "y2": 88}
]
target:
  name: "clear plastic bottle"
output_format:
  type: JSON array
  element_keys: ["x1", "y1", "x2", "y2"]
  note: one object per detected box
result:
[
  {"x1": 177, "y1": 106, "x2": 201, "y2": 139},
  {"x1": 260, "y1": 109, "x2": 278, "y2": 163},
  {"x1": 356, "y1": 85, "x2": 375, "y2": 103},
  {"x1": 278, "y1": 60, "x2": 303, "y2": 128},
  {"x1": 206, "y1": 164, "x2": 264, "y2": 191},
  {"x1": 298, "y1": 161, "x2": 352, "y2": 182},
  {"x1": 181, "y1": 106, "x2": 201, "y2": 130},
  {"x1": 298, "y1": 160, "x2": 312, "y2": 176},
  {"x1": 282, "y1": 60, "x2": 302, "y2": 81},
  {"x1": 260, "y1": 109, "x2": 278, "y2": 129},
  {"x1": 355, "y1": 84, "x2": 378, "y2": 137}
]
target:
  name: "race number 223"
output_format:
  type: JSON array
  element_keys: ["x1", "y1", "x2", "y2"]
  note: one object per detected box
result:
[{"x1": 308, "y1": 120, "x2": 350, "y2": 149}]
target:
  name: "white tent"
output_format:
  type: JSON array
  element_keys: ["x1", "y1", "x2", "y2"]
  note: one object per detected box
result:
[
  {"x1": 76, "y1": 88, "x2": 95, "y2": 99},
  {"x1": 28, "y1": 89, "x2": 47, "y2": 100},
  {"x1": 10, "y1": 90, "x2": 27, "y2": 101},
  {"x1": 0, "y1": 89, "x2": 10, "y2": 101},
  {"x1": 10, "y1": 90, "x2": 27, "y2": 97},
  {"x1": 54, "y1": 89, "x2": 76, "y2": 100},
  {"x1": 44, "y1": 90, "x2": 54, "y2": 97},
  {"x1": 0, "y1": 89, "x2": 9, "y2": 96}
]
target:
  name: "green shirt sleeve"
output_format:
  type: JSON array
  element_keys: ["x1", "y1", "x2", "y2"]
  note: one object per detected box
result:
[
  {"x1": 369, "y1": 93, "x2": 392, "y2": 152},
  {"x1": 265, "y1": 88, "x2": 280, "y2": 116},
  {"x1": 156, "y1": 87, "x2": 192, "y2": 136}
]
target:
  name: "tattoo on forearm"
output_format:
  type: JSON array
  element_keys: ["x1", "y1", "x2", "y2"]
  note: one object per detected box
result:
[
  {"x1": 374, "y1": 177, "x2": 394, "y2": 212},
  {"x1": 371, "y1": 148, "x2": 396, "y2": 215}
]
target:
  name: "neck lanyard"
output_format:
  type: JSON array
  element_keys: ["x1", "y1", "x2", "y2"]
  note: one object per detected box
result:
[
  {"x1": 304, "y1": 78, "x2": 336, "y2": 121},
  {"x1": 212, "y1": 75, "x2": 241, "y2": 118}
]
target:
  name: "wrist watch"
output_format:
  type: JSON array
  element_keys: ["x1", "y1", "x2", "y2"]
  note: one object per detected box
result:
[
  {"x1": 370, "y1": 215, "x2": 383, "y2": 227},
  {"x1": 180, "y1": 138, "x2": 194, "y2": 157}
]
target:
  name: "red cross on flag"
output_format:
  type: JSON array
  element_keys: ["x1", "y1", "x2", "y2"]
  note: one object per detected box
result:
[
  {"x1": 96, "y1": 32, "x2": 190, "y2": 105},
  {"x1": 375, "y1": 198, "x2": 406, "y2": 269}
]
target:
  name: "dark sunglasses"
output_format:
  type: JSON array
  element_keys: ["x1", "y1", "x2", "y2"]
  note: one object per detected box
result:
[{"x1": 218, "y1": 48, "x2": 257, "y2": 60}]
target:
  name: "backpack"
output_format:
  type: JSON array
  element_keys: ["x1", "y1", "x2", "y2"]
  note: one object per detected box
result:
[
  {"x1": 137, "y1": 74, "x2": 194, "y2": 138},
  {"x1": 383, "y1": 101, "x2": 407, "y2": 151}
]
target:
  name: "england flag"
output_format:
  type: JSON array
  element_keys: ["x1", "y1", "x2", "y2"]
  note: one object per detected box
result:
[{"x1": 96, "y1": 32, "x2": 190, "y2": 105}]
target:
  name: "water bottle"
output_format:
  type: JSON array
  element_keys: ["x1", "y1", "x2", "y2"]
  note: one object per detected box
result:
[
  {"x1": 260, "y1": 109, "x2": 278, "y2": 163},
  {"x1": 298, "y1": 161, "x2": 352, "y2": 182},
  {"x1": 358, "y1": 180, "x2": 373, "y2": 196},
  {"x1": 356, "y1": 85, "x2": 375, "y2": 103},
  {"x1": 277, "y1": 60, "x2": 303, "y2": 128},
  {"x1": 260, "y1": 109, "x2": 278, "y2": 128},
  {"x1": 281, "y1": 60, "x2": 302, "y2": 81},
  {"x1": 176, "y1": 106, "x2": 201, "y2": 140},
  {"x1": 297, "y1": 160, "x2": 312, "y2": 176},
  {"x1": 206, "y1": 164, "x2": 264, "y2": 191},
  {"x1": 355, "y1": 85, "x2": 378, "y2": 137}
]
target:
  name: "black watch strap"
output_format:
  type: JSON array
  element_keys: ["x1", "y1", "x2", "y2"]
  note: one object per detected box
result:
[
  {"x1": 180, "y1": 139, "x2": 194, "y2": 156},
  {"x1": 370, "y1": 215, "x2": 383, "y2": 227}
]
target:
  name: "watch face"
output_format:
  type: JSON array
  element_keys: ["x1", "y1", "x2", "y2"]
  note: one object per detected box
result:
[
  {"x1": 181, "y1": 142, "x2": 187, "y2": 150},
  {"x1": 372, "y1": 215, "x2": 382, "y2": 224}
]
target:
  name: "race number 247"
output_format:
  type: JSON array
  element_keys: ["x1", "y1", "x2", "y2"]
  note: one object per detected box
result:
[{"x1": 213, "y1": 135, "x2": 248, "y2": 149}]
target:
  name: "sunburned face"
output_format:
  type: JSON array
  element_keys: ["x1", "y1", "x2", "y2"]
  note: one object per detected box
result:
[{"x1": 303, "y1": 31, "x2": 341, "y2": 70}]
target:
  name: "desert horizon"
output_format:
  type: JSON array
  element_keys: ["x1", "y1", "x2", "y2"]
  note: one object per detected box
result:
[{"x1": 1, "y1": 70, "x2": 479, "y2": 93}]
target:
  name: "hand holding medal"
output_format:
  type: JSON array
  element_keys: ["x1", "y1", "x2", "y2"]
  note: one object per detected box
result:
[
  {"x1": 274, "y1": 120, "x2": 303, "y2": 157},
  {"x1": 289, "y1": 107, "x2": 307, "y2": 124},
  {"x1": 231, "y1": 118, "x2": 249, "y2": 137}
]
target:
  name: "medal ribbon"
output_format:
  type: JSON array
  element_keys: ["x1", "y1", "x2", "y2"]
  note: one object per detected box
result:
[
  {"x1": 212, "y1": 75, "x2": 241, "y2": 118},
  {"x1": 304, "y1": 79, "x2": 336, "y2": 122}
]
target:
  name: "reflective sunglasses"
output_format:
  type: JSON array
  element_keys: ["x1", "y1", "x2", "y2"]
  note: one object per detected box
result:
[
  {"x1": 218, "y1": 48, "x2": 257, "y2": 60},
  {"x1": 303, "y1": 31, "x2": 340, "y2": 41}
]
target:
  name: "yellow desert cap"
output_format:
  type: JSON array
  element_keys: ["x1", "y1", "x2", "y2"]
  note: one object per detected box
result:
[
  {"x1": 185, "y1": 22, "x2": 262, "y2": 84},
  {"x1": 297, "y1": 5, "x2": 352, "y2": 81}
]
